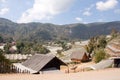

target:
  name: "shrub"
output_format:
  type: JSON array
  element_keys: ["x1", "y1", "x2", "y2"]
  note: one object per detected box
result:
[{"x1": 94, "y1": 48, "x2": 106, "y2": 63}]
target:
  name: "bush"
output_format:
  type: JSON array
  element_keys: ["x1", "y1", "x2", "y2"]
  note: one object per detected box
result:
[{"x1": 94, "y1": 49, "x2": 106, "y2": 63}]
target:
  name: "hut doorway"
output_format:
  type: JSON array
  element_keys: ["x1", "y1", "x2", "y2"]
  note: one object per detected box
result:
[{"x1": 114, "y1": 58, "x2": 120, "y2": 68}]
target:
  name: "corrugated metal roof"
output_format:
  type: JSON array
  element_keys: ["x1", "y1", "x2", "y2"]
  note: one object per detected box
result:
[
  {"x1": 13, "y1": 63, "x2": 37, "y2": 74},
  {"x1": 22, "y1": 54, "x2": 55, "y2": 72}
]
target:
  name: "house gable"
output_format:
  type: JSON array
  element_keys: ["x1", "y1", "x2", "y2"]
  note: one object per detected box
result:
[{"x1": 22, "y1": 54, "x2": 67, "y2": 73}]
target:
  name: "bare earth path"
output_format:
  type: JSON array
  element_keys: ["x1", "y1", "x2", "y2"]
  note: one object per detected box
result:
[{"x1": 0, "y1": 68, "x2": 120, "y2": 80}]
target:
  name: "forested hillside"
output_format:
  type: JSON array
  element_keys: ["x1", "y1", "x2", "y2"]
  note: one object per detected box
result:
[{"x1": 0, "y1": 18, "x2": 120, "y2": 41}]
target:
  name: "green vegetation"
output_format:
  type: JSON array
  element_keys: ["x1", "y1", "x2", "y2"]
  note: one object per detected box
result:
[
  {"x1": 0, "y1": 35, "x2": 13, "y2": 43},
  {"x1": 56, "y1": 50, "x2": 64, "y2": 58},
  {"x1": 16, "y1": 42, "x2": 50, "y2": 54},
  {"x1": 4, "y1": 43, "x2": 11, "y2": 54},
  {"x1": 85, "y1": 29, "x2": 120, "y2": 63},
  {"x1": 85, "y1": 35, "x2": 107, "y2": 58},
  {"x1": 2, "y1": 40, "x2": 50, "y2": 55},
  {"x1": 0, "y1": 35, "x2": 3, "y2": 43},
  {"x1": 94, "y1": 48, "x2": 106, "y2": 63},
  {"x1": 111, "y1": 28, "x2": 118, "y2": 39},
  {"x1": 55, "y1": 40, "x2": 72, "y2": 51},
  {"x1": 0, "y1": 49, "x2": 11, "y2": 65},
  {"x1": 32, "y1": 44, "x2": 50, "y2": 54}
]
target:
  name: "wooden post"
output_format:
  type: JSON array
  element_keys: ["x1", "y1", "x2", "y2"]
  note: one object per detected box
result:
[{"x1": 67, "y1": 66, "x2": 69, "y2": 73}]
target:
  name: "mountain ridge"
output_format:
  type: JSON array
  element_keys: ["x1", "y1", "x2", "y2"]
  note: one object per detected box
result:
[{"x1": 0, "y1": 18, "x2": 120, "y2": 41}]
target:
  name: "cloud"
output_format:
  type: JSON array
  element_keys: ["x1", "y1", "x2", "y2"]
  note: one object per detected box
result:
[
  {"x1": 0, "y1": 0, "x2": 7, "y2": 8},
  {"x1": 114, "y1": 9, "x2": 120, "y2": 14},
  {"x1": 96, "y1": 0, "x2": 118, "y2": 11},
  {"x1": 0, "y1": 0, "x2": 6, "y2": 3},
  {"x1": 83, "y1": 4, "x2": 94, "y2": 16},
  {"x1": 75, "y1": 17, "x2": 83, "y2": 22},
  {"x1": 83, "y1": 11, "x2": 91, "y2": 16},
  {"x1": 18, "y1": 0, "x2": 74, "y2": 23},
  {"x1": 0, "y1": 8, "x2": 9, "y2": 15},
  {"x1": 85, "y1": 4, "x2": 94, "y2": 11}
]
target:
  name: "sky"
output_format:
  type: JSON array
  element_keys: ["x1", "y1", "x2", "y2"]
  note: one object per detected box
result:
[{"x1": 0, "y1": 0, "x2": 120, "y2": 24}]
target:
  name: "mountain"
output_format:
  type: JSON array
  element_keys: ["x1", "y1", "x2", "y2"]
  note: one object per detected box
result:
[{"x1": 0, "y1": 18, "x2": 120, "y2": 41}]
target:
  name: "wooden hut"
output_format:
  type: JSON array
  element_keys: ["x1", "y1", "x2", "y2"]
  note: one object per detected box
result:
[
  {"x1": 70, "y1": 48, "x2": 89, "y2": 63},
  {"x1": 22, "y1": 54, "x2": 67, "y2": 74}
]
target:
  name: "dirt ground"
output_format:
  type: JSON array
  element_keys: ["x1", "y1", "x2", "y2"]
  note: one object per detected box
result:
[
  {"x1": 61, "y1": 61, "x2": 95, "y2": 73},
  {"x1": 0, "y1": 68, "x2": 120, "y2": 80}
]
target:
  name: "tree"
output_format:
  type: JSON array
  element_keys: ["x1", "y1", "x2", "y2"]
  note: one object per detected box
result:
[
  {"x1": 16, "y1": 41, "x2": 50, "y2": 54},
  {"x1": 97, "y1": 36, "x2": 107, "y2": 48},
  {"x1": 85, "y1": 35, "x2": 107, "y2": 58},
  {"x1": 56, "y1": 50, "x2": 64, "y2": 57},
  {"x1": 0, "y1": 49, "x2": 11, "y2": 73},
  {"x1": 16, "y1": 42, "x2": 25, "y2": 53},
  {"x1": 0, "y1": 49, "x2": 3, "y2": 54},
  {"x1": 0, "y1": 35, "x2": 3, "y2": 43},
  {"x1": 0, "y1": 53, "x2": 9, "y2": 63},
  {"x1": 111, "y1": 28, "x2": 118, "y2": 39},
  {"x1": 16, "y1": 41, "x2": 34, "y2": 54},
  {"x1": 85, "y1": 37, "x2": 97, "y2": 57},
  {"x1": 84, "y1": 45, "x2": 93, "y2": 57},
  {"x1": 55, "y1": 40, "x2": 70, "y2": 51},
  {"x1": 0, "y1": 49, "x2": 11, "y2": 64},
  {"x1": 33, "y1": 44, "x2": 50, "y2": 54},
  {"x1": 4, "y1": 43, "x2": 11, "y2": 54},
  {"x1": 4, "y1": 37, "x2": 13, "y2": 43}
]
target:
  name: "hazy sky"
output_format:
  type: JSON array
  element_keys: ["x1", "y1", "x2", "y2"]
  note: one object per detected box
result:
[{"x1": 0, "y1": 0, "x2": 120, "y2": 24}]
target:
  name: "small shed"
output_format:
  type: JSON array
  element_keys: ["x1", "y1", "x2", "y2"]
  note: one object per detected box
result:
[
  {"x1": 110, "y1": 57, "x2": 120, "y2": 68},
  {"x1": 22, "y1": 54, "x2": 67, "y2": 74},
  {"x1": 114, "y1": 58, "x2": 120, "y2": 67},
  {"x1": 70, "y1": 48, "x2": 89, "y2": 63}
]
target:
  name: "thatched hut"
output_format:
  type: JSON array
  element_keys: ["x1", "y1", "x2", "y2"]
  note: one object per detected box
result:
[{"x1": 70, "y1": 48, "x2": 89, "y2": 63}]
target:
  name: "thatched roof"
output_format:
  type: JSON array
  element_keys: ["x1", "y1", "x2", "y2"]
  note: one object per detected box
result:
[
  {"x1": 70, "y1": 48, "x2": 88, "y2": 60},
  {"x1": 22, "y1": 54, "x2": 66, "y2": 72},
  {"x1": 106, "y1": 36, "x2": 120, "y2": 57}
]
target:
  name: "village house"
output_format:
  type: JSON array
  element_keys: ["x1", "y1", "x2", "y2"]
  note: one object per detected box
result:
[
  {"x1": 70, "y1": 48, "x2": 89, "y2": 63},
  {"x1": 19, "y1": 54, "x2": 67, "y2": 74}
]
